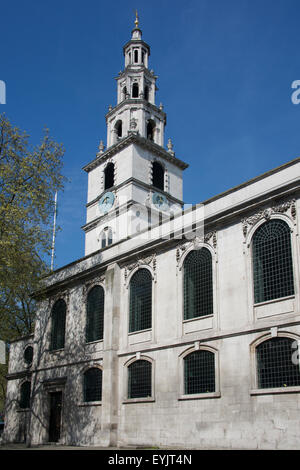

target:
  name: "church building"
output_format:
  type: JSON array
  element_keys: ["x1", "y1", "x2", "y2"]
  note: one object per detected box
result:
[{"x1": 3, "y1": 15, "x2": 300, "y2": 449}]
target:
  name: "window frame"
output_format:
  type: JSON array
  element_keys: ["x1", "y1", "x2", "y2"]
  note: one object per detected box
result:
[
  {"x1": 85, "y1": 285, "x2": 105, "y2": 344},
  {"x1": 19, "y1": 380, "x2": 31, "y2": 410},
  {"x1": 128, "y1": 267, "x2": 153, "y2": 334},
  {"x1": 49, "y1": 298, "x2": 67, "y2": 352},
  {"x1": 123, "y1": 356, "x2": 155, "y2": 404},
  {"x1": 82, "y1": 366, "x2": 103, "y2": 404},
  {"x1": 250, "y1": 332, "x2": 300, "y2": 395},
  {"x1": 178, "y1": 345, "x2": 220, "y2": 401}
]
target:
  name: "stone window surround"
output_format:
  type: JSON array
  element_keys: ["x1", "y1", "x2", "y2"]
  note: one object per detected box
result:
[
  {"x1": 249, "y1": 330, "x2": 300, "y2": 395},
  {"x1": 122, "y1": 354, "x2": 155, "y2": 404},
  {"x1": 243, "y1": 212, "x2": 299, "y2": 323},
  {"x1": 178, "y1": 343, "x2": 221, "y2": 401},
  {"x1": 78, "y1": 363, "x2": 103, "y2": 406}
]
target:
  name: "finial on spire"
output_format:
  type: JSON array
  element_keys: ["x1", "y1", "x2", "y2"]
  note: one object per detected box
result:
[{"x1": 134, "y1": 10, "x2": 139, "y2": 28}]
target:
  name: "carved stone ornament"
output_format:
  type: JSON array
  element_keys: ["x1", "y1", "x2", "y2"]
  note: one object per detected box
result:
[
  {"x1": 124, "y1": 254, "x2": 156, "y2": 284},
  {"x1": 82, "y1": 275, "x2": 106, "y2": 296},
  {"x1": 176, "y1": 231, "x2": 217, "y2": 267},
  {"x1": 130, "y1": 118, "x2": 138, "y2": 130},
  {"x1": 242, "y1": 198, "x2": 296, "y2": 239}
]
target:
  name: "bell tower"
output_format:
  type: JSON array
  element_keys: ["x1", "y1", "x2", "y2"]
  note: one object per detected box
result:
[{"x1": 82, "y1": 13, "x2": 189, "y2": 256}]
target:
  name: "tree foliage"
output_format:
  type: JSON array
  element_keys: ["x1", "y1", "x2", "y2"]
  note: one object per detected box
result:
[{"x1": 0, "y1": 113, "x2": 65, "y2": 413}]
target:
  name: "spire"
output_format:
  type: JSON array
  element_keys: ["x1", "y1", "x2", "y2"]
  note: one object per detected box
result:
[
  {"x1": 134, "y1": 9, "x2": 139, "y2": 28},
  {"x1": 131, "y1": 10, "x2": 142, "y2": 40}
]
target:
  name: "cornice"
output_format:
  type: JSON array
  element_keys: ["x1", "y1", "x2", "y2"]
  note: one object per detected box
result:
[
  {"x1": 105, "y1": 98, "x2": 165, "y2": 121},
  {"x1": 82, "y1": 133, "x2": 189, "y2": 172}
]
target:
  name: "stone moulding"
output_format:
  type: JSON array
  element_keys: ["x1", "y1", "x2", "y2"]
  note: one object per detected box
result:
[
  {"x1": 123, "y1": 253, "x2": 157, "y2": 285},
  {"x1": 176, "y1": 231, "x2": 217, "y2": 268},
  {"x1": 241, "y1": 198, "x2": 297, "y2": 240}
]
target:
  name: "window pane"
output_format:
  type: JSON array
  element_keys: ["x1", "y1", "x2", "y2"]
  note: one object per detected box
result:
[
  {"x1": 184, "y1": 249, "x2": 213, "y2": 320},
  {"x1": 253, "y1": 220, "x2": 294, "y2": 303},
  {"x1": 84, "y1": 368, "x2": 102, "y2": 402},
  {"x1": 20, "y1": 381, "x2": 31, "y2": 409},
  {"x1": 129, "y1": 269, "x2": 152, "y2": 332},
  {"x1": 50, "y1": 299, "x2": 66, "y2": 350},
  {"x1": 128, "y1": 360, "x2": 152, "y2": 398},
  {"x1": 184, "y1": 350, "x2": 215, "y2": 394},
  {"x1": 257, "y1": 337, "x2": 300, "y2": 388},
  {"x1": 86, "y1": 286, "x2": 105, "y2": 343}
]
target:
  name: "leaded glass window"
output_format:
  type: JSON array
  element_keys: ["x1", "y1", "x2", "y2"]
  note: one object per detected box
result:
[
  {"x1": 20, "y1": 381, "x2": 31, "y2": 409},
  {"x1": 252, "y1": 219, "x2": 294, "y2": 303},
  {"x1": 83, "y1": 368, "x2": 102, "y2": 402},
  {"x1": 256, "y1": 337, "x2": 300, "y2": 389},
  {"x1": 50, "y1": 299, "x2": 66, "y2": 351},
  {"x1": 128, "y1": 360, "x2": 152, "y2": 399},
  {"x1": 184, "y1": 350, "x2": 215, "y2": 395},
  {"x1": 183, "y1": 248, "x2": 213, "y2": 320},
  {"x1": 129, "y1": 269, "x2": 152, "y2": 333},
  {"x1": 86, "y1": 285, "x2": 104, "y2": 343}
]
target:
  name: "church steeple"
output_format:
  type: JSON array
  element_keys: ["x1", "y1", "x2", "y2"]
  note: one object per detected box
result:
[{"x1": 105, "y1": 14, "x2": 165, "y2": 147}]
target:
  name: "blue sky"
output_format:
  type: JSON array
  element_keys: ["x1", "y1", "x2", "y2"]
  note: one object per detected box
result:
[{"x1": 1, "y1": 0, "x2": 300, "y2": 269}]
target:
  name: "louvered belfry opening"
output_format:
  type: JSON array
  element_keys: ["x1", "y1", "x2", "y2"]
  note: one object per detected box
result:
[
  {"x1": 252, "y1": 219, "x2": 294, "y2": 303},
  {"x1": 129, "y1": 269, "x2": 152, "y2": 333},
  {"x1": 184, "y1": 350, "x2": 215, "y2": 395},
  {"x1": 86, "y1": 285, "x2": 105, "y2": 343},
  {"x1": 128, "y1": 360, "x2": 152, "y2": 398},
  {"x1": 84, "y1": 368, "x2": 102, "y2": 402},
  {"x1": 104, "y1": 162, "x2": 115, "y2": 190},
  {"x1": 257, "y1": 337, "x2": 300, "y2": 389},
  {"x1": 152, "y1": 161, "x2": 164, "y2": 190},
  {"x1": 20, "y1": 381, "x2": 31, "y2": 409},
  {"x1": 50, "y1": 299, "x2": 66, "y2": 351},
  {"x1": 184, "y1": 248, "x2": 213, "y2": 320}
]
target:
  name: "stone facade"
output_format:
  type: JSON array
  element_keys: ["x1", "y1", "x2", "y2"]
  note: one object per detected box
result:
[{"x1": 3, "y1": 18, "x2": 300, "y2": 449}]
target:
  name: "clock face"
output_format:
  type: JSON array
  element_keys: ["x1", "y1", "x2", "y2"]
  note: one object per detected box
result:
[
  {"x1": 152, "y1": 192, "x2": 169, "y2": 211},
  {"x1": 99, "y1": 191, "x2": 115, "y2": 214}
]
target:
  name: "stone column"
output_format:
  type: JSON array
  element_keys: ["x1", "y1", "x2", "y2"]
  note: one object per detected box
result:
[{"x1": 101, "y1": 262, "x2": 121, "y2": 446}]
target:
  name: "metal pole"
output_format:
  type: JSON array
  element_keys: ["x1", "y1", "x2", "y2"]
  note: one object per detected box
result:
[{"x1": 50, "y1": 191, "x2": 57, "y2": 271}]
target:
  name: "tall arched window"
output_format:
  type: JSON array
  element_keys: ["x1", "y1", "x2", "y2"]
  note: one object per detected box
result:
[
  {"x1": 144, "y1": 85, "x2": 149, "y2": 101},
  {"x1": 104, "y1": 162, "x2": 114, "y2": 190},
  {"x1": 147, "y1": 120, "x2": 155, "y2": 141},
  {"x1": 134, "y1": 50, "x2": 139, "y2": 63},
  {"x1": 83, "y1": 368, "x2": 102, "y2": 402},
  {"x1": 50, "y1": 299, "x2": 66, "y2": 351},
  {"x1": 129, "y1": 269, "x2": 152, "y2": 333},
  {"x1": 86, "y1": 285, "x2": 105, "y2": 343},
  {"x1": 252, "y1": 219, "x2": 294, "y2": 303},
  {"x1": 132, "y1": 82, "x2": 139, "y2": 98},
  {"x1": 20, "y1": 381, "x2": 31, "y2": 409},
  {"x1": 115, "y1": 120, "x2": 122, "y2": 138},
  {"x1": 128, "y1": 360, "x2": 152, "y2": 398},
  {"x1": 152, "y1": 161, "x2": 164, "y2": 190},
  {"x1": 100, "y1": 227, "x2": 113, "y2": 249},
  {"x1": 183, "y1": 248, "x2": 213, "y2": 320},
  {"x1": 256, "y1": 337, "x2": 300, "y2": 389},
  {"x1": 184, "y1": 350, "x2": 215, "y2": 395},
  {"x1": 24, "y1": 346, "x2": 33, "y2": 366}
]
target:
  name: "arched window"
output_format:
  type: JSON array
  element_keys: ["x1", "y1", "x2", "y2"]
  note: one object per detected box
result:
[
  {"x1": 20, "y1": 381, "x2": 31, "y2": 409},
  {"x1": 147, "y1": 120, "x2": 155, "y2": 141},
  {"x1": 256, "y1": 337, "x2": 300, "y2": 389},
  {"x1": 86, "y1": 285, "x2": 105, "y2": 343},
  {"x1": 132, "y1": 82, "x2": 139, "y2": 98},
  {"x1": 129, "y1": 269, "x2": 152, "y2": 333},
  {"x1": 152, "y1": 161, "x2": 164, "y2": 190},
  {"x1": 134, "y1": 50, "x2": 139, "y2": 63},
  {"x1": 184, "y1": 350, "x2": 215, "y2": 395},
  {"x1": 128, "y1": 360, "x2": 152, "y2": 398},
  {"x1": 100, "y1": 227, "x2": 113, "y2": 249},
  {"x1": 144, "y1": 85, "x2": 149, "y2": 101},
  {"x1": 83, "y1": 368, "x2": 102, "y2": 402},
  {"x1": 50, "y1": 299, "x2": 66, "y2": 351},
  {"x1": 104, "y1": 162, "x2": 114, "y2": 190},
  {"x1": 252, "y1": 219, "x2": 294, "y2": 303},
  {"x1": 183, "y1": 248, "x2": 213, "y2": 320},
  {"x1": 115, "y1": 120, "x2": 122, "y2": 138},
  {"x1": 24, "y1": 346, "x2": 33, "y2": 366}
]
